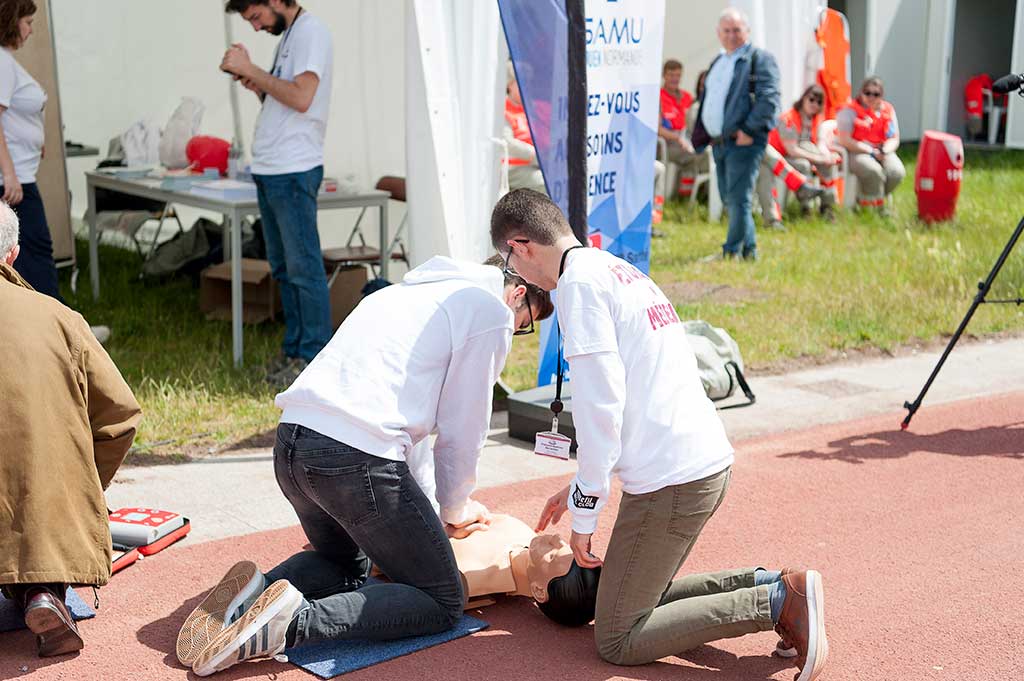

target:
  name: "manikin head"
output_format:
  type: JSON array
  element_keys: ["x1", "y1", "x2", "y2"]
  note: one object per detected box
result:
[
  {"x1": 0, "y1": 0, "x2": 36, "y2": 51},
  {"x1": 490, "y1": 188, "x2": 579, "y2": 292},
  {"x1": 717, "y1": 8, "x2": 750, "y2": 54},
  {"x1": 858, "y1": 76, "x2": 885, "y2": 111},
  {"x1": 796, "y1": 83, "x2": 825, "y2": 118},
  {"x1": 483, "y1": 253, "x2": 554, "y2": 335},
  {"x1": 526, "y1": 533, "x2": 601, "y2": 627},
  {"x1": 662, "y1": 59, "x2": 683, "y2": 91},
  {"x1": 0, "y1": 201, "x2": 20, "y2": 266},
  {"x1": 225, "y1": 0, "x2": 297, "y2": 35}
]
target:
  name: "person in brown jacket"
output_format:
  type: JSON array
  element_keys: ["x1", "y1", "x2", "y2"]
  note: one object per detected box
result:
[{"x1": 0, "y1": 200, "x2": 142, "y2": 657}]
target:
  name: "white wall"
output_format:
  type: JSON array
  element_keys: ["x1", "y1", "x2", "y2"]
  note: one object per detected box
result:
[
  {"x1": 51, "y1": 0, "x2": 407, "y2": 252},
  {"x1": 870, "y1": 0, "x2": 928, "y2": 140},
  {"x1": 920, "y1": 0, "x2": 954, "y2": 134},
  {"x1": 662, "y1": 0, "x2": 728, "y2": 94},
  {"x1": 1007, "y1": 0, "x2": 1024, "y2": 148}
]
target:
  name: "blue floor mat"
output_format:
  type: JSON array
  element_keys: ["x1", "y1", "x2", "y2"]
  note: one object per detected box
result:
[
  {"x1": 0, "y1": 588, "x2": 95, "y2": 633},
  {"x1": 286, "y1": 614, "x2": 488, "y2": 679}
]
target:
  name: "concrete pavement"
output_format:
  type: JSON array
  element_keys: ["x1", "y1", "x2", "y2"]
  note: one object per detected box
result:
[{"x1": 105, "y1": 335, "x2": 1024, "y2": 546}]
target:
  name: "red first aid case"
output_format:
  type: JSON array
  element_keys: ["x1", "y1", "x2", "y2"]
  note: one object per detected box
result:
[{"x1": 109, "y1": 508, "x2": 191, "y2": 556}]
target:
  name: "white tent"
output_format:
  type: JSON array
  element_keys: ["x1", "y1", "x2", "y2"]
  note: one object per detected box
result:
[{"x1": 48, "y1": 0, "x2": 828, "y2": 274}]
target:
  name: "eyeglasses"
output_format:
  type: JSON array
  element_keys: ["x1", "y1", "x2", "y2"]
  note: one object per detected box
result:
[
  {"x1": 502, "y1": 239, "x2": 530, "y2": 276},
  {"x1": 806, "y1": 95, "x2": 823, "y2": 104},
  {"x1": 503, "y1": 239, "x2": 534, "y2": 336},
  {"x1": 862, "y1": 90, "x2": 882, "y2": 98},
  {"x1": 515, "y1": 288, "x2": 535, "y2": 336}
]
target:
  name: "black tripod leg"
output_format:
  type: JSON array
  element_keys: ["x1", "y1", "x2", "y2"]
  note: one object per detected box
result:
[{"x1": 902, "y1": 215, "x2": 1024, "y2": 429}]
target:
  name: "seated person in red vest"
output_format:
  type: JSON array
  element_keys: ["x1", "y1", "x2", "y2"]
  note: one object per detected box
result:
[
  {"x1": 963, "y1": 73, "x2": 1006, "y2": 140},
  {"x1": 659, "y1": 59, "x2": 707, "y2": 198},
  {"x1": 836, "y1": 76, "x2": 905, "y2": 214},
  {"x1": 504, "y1": 64, "x2": 546, "y2": 195},
  {"x1": 758, "y1": 84, "x2": 839, "y2": 224}
]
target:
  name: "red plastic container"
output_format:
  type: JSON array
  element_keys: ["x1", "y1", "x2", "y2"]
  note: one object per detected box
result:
[{"x1": 915, "y1": 130, "x2": 964, "y2": 223}]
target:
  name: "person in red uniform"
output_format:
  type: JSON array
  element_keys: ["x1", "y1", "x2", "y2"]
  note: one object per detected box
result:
[
  {"x1": 761, "y1": 84, "x2": 839, "y2": 221},
  {"x1": 503, "y1": 63, "x2": 546, "y2": 195},
  {"x1": 964, "y1": 73, "x2": 1006, "y2": 141},
  {"x1": 658, "y1": 59, "x2": 706, "y2": 198},
  {"x1": 836, "y1": 76, "x2": 905, "y2": 214}
]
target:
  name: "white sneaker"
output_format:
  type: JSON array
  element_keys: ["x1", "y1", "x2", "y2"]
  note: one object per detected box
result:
[
  {"x1": 192, "y1": 579, "x2": 306, "y2": 676},
  {"x1": 176, "y1": 561, "x2": 265, "y2": 665},
  {"x1": 90, "y1": 325, "x2": 111, "y2": 345}
]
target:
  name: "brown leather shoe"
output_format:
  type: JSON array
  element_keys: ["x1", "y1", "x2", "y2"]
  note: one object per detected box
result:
[
  {"x1": 774, "y1": 568, "x2": 800, "y2": 658},
  {"x1": 774, "y1": 570, "x2": 828, "y2": 680},
  {"x1": 23, "y1": 588, "x2": 84, "y2": 657}
]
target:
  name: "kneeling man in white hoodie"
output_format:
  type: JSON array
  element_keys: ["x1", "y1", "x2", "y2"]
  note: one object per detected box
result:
[{"x1": 181, "y1": 255, "x2": 552, "y2": 676}]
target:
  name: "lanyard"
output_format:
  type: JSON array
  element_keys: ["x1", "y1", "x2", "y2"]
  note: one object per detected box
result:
[
  {"x1": 550, "y1": 245, "x2": 584, "y2": 430},
  {"x1": 262, "y1": 7, "x2": 303, "y2": 101}
]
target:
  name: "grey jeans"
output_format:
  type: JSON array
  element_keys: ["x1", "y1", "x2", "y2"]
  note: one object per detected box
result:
[
  {"x1": 268, "y1": 423, "x2": 464, "y2": 645},
  {"x1": 594, "y1": 467, "x2": 774, "y2": 665}
]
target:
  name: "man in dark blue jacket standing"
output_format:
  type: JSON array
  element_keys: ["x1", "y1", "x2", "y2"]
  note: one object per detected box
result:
[{"x1": 692, "y1": 8, "x2": 780, "y2": 260}]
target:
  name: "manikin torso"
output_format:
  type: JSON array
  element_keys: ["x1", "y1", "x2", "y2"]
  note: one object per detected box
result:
[{"x1": 449, "y1": 514, "x2": 573, "y2": 602}]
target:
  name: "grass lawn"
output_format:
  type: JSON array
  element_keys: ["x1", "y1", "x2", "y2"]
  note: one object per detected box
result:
[{"x1": 62, "y1": 144, "x2": 1024, "y2": 456}]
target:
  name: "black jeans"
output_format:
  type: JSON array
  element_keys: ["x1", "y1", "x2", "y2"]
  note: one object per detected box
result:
[{"x1": 268, "y1": 424, "x2": 464, "y2": 645}]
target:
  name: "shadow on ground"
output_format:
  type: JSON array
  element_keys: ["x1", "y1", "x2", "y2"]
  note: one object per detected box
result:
[{"x1": 779, "y1": 422, "x2": 1024, "y2": 464}]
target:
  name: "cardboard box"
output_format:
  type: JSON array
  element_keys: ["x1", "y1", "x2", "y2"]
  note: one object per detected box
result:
[
  {"x1": 199, "y1": 258, "x2": 281, "y2": 324},
  {"x1": 327, "y1": 263, "x2": 368, "y2": 329}
]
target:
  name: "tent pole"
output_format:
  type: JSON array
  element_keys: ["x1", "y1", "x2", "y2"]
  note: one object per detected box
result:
[
  {"x1": 565, "y1": 0, "x2": 588, "y2": 243},
  {"x1": 224, "y1": 12, "x2": 246, "y2": 157}
]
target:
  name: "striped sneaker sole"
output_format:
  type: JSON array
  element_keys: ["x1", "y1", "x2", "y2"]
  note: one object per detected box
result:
[
  {"x1": 176, "y1": 560, "x2": 261, "y2": 665},
  {"x1": 192, "y1": 579, "x2": 302, "y2": 677}
]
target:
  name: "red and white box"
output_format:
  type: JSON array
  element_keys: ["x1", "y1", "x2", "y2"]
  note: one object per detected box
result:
[{"x1": 109, "y1": 508, "x2": 190, "y2": 555}]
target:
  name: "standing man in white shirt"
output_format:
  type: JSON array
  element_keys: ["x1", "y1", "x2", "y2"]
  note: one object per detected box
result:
[
  {"x1": 180, "y1": 255, "x2": 553, "y2": 676},
  {"x1": 491, "y1": 189, "x2": 828, "y2": 681},
  {"x1": 221, "y1": 0, "x2": 333, "y2": 384}
]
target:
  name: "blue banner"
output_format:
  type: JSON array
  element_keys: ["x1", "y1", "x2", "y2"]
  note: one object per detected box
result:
[{"x1": 499, "y1": 0, "x2": 665, "y2": 386}]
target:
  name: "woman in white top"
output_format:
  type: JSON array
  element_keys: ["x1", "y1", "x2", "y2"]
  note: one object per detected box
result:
[{"x1": 0, "y1": 0, "x2": 58, "y2": 299}]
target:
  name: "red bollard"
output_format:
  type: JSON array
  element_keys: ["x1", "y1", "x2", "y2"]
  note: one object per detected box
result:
[{"x1": 915, "y1": 130, "x2": 964, "y2": 223}]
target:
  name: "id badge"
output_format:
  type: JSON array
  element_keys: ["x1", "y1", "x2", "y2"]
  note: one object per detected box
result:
[{"x1": 535, "y1": 428, "x2": 571, "y2": 460}]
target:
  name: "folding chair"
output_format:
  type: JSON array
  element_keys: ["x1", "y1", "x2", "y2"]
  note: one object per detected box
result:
[{"x1": 322, "y1": 176, "x2": 410, "y2": 280}]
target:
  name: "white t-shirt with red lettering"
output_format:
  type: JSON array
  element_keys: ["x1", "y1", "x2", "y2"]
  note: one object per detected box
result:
[{"x1": 557, "y1": 247, "x2": 734, "y2": 534}]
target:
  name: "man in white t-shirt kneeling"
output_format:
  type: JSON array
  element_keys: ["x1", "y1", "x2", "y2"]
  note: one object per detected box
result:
[
  {"x1": 491, "y1": 189, "x2": 829, "y2": 681},
  {"x1": 222, "y1": 0, "x2": 333, "y2": 384}
]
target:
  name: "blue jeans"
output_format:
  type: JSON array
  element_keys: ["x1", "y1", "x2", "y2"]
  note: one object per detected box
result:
[
  {"x1": 253, "y1": 167, "x2": 331, "y2": 361},
  {"x1": 713, "y1": 142, "x2": 766, "y2": 258},
  {"x1": 269, "y1": 424, "x2": 464, "y2": 645}
]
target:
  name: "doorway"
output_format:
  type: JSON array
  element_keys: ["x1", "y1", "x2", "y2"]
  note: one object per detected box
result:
[{"x1": 946, "y1": 0, "x2": 1016, "y2": 144}]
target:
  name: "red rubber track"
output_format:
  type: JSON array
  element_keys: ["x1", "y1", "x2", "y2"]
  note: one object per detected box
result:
[{"x1": 2, "y1": 392, "x2": 1022, "y2": 680}]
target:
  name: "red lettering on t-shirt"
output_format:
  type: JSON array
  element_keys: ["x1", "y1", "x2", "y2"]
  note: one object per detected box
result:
[
  {"x1": 609, "y1": 262, "x2": 647, "y2": 285},
  {"x1": 646, "y1": 302, "x2": 681, "y2": 331}
]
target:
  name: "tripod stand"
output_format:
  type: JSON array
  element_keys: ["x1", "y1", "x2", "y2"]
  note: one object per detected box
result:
[{"x1": 902, "y1": 215, "x2": 1024, "y2": 429}]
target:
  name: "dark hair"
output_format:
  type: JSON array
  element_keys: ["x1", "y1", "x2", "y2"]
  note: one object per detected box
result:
[
  {"x1": 859, "y1": 76, "x2": 884, "y2": 97},
  {"x1": 490, "y1": 189, "x2": 573, "y2": 252},
  {"x1": 0, "y1": 0, "x2": 36, "y2": 49},
  {"x1": 225, "y1": 0, "x2": 296, "y2": 13},
  {"x1": 662, "y1": 59, "x2": 682, "y2": 76},
  {"x1": 794, "y1": 83, "x2": 826, "y2": 113},
  {"x1": 482, "y1": 253, "x2": 554, "y2": 322},
  {"x1": 695, "y1": 69, "x2": 709, "y2": 98},
  {"x1": 537, "y1": 561, "x2": 601, "y2": 627}
]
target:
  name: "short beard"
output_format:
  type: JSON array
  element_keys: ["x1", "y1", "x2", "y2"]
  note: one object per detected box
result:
[{"x1": 267, "y1": 10, "x2": 287, "y2": 35}]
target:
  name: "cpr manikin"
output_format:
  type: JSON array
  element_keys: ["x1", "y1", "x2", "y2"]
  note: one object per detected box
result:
[{"x1": 448, "y1": 514, "x2": 600, "y2": 627}]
